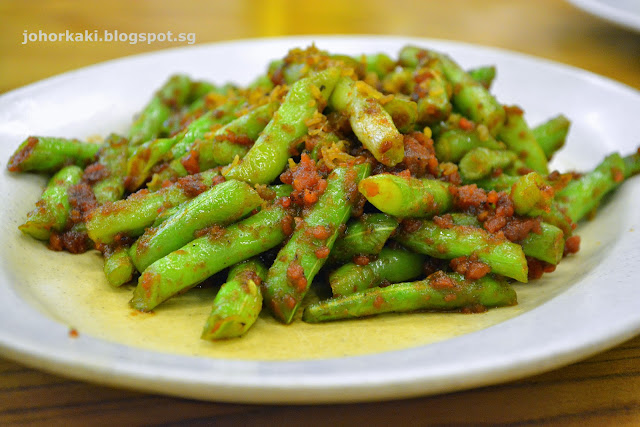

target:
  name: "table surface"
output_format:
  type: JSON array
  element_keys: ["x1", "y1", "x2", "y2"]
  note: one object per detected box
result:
[{"x1": 2, "y1": 0, "x2": 640, "y2": 424}]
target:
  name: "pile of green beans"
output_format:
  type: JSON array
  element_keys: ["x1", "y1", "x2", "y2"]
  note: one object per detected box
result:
[{"x1": 8, "y1": 44, "x2": 640, "y2": 341}]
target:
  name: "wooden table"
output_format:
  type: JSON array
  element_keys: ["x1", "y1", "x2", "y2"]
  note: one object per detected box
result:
[{"x1": 1, "y1": 0, "x2": 639, "y2": 424}]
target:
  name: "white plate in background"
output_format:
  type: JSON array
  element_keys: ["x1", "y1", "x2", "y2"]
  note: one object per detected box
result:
[{"x1": 568, "y1": 0, "x2": 640, "y2": 32}]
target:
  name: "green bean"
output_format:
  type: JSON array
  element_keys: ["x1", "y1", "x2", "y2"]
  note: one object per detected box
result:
[
  {"x1": 190, "y1": 81, "x2": 218, "y2": 100},
  {"x1": 555, "y1": 153, "x2": 626, "y2": 223},
  {"x1": 399, "y1": 46, "x2": 506, "y2": 136},
  {"x1": 412, "y1": 61, "x2": 452, "y2": 124},
  {"x1": 224, "y1": 68, "x2": 341, "y2": 184},
  {"x1": 475, "y1": 173, "x2": 571, "y2": 233},
  {"x1": 130, "y1": 201, "x2": 292, "y2": 312},
  {"x1": 381, "y1": 67, "x2": 413, "y2": 94},
  {"x1": 329, "y1": 77, "x2": 405, "y2": 166},
  {"x1": 128, "y1": 74, "x2": 194, "y2": 146},
  {"x1": 445, "y1": 213, "x2": 565, "y2": 264},
  {"x1": 623, "y1": 149, "x2": 640, "y2": 178},
  {"x1": 151, "y1": 183, "x2": 292, "y2": 230},
  {"x1": 91, "y1": 134, "x2": 129, "y2": 204},
  {"x1": 169, "y1": 104, "x2": 249, "y2": 162},
  {"x1": 385, "y1": 54, "x2": 451, "y2": 124},
  {"x1": 437, "y1": 54, "x2": 506, "y2": 136},
  {"x1": 248, "y1": 74, "x2": 274, "y2": 91},
  {"x1": 519, "y1": 223, "x2": 565, "y2": 265},
  {"x1": 434, "y1": 127, "x2": 505, "y2": 163},
  {"x1": 532, "y1": 114, "x2": 570, "y2": 160},
  {"x1": 363, "y1": 53, "x2": 396, "y2": 78},
  {"x1": 398, "y1": 45, "x2": 426, "y2": 68},
  {"x1": 164, "y1": 101, "x2": 279, "y2": 180},
  {"x1": 395, "y1": 219, "x2": 529, "y2": 282},
  {"x1": 129, "y1": 179, "x2": 263, "y2": 272},
  {"x1": 86, "y1": 168, "x2": 221, "y2": 245},
  {"x1": 159, "y1": 81, "x2": 220, "y2": 137},
  {"x1": 88, "y1": 134, "x2": 136, "y2": 285},
  {"x1": 358, "y1": 173, "x2": 452, "y2": 218},
  {"x1": 303, "y1": 272, "x2": 517, "y2": 323},
  {"x1": 127, "y1": 107, "x2": 235, "y2": 191},
  {"x1": 382, "y1": 97, "x2": 418, "y2": 133},
  {"x1": 446, "y1": 212, "x2": 483, "y2": 227},
  {"x1": 104, "y1": 247, "x2": 135, "y2": 287},
  {"x1": 201, "y1": 259, "x2": 267, "y2": 341},
  {"x1": 330, "y1": 247, "x2": 426, "y2": 297},
  {"x1": 473, "y1": 172, "x2": 520, "y2": 192},
  {"x1": 459, "y1": 147, "x2": 518, "y2": 182},
  {"x1": 176, "y1": 84, "x2": 241, "y2": 124},
  {"x1": 19, "y1": 165, "x2": 84, "y2": 240},
  {"x1": 510, "y1": 171, "x2": 555, "y2": 216},
  {"x1": 329, "y1": 213, "x2": 399, "y2": 263},
  {"x1": 267, "y1": 47, "x2": 354, "y2": 85},
  {"x1": 468, "y1": 65, "x2": 496, "y2": 89},
  {"x1": 498, "y1": 106, "x2": 549, "y2": 174},
  {"x1": 262, "y1": 163, "x2": 371, "y2": 324},
  {"x1": 150, "y1": 204, "x2": 183, "y2": 228},
  {"x1": 8, "y1": 137, "x2": 99, "y2": 173},
  {"x1": 125, "y1": 137, "x2": 178, "y2": 191}
]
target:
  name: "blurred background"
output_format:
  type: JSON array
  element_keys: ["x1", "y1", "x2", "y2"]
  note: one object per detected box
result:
[{"x1": 1, "y1": 0, "x2": 639, "y2": 94}]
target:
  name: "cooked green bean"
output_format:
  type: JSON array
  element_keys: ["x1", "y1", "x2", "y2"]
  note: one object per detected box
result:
[
  {"x1": 19, "y1": 165, "x2": 84, "y2": 240},
  {"x1": 399, "y1": 46, "x2": 505, "y2": 135},
  {"x1": 201, "y1": 259, "x2": 267, "y2": 340},
  {"x1": 86, "y1": 168, "x2": 221, "y2": 245},
  {"x1": 520, "y1": 223, "x2": 565, "y2": 265},
  {"x1": 224, "y1": 68, "x2": 341, "y2": 184},
  {"x1": 445, "y1": 213, "x2": 565, "y2": 265},
  {"x1": 436, "y1": 53, "x2": 506, "y2": 136},
  {"x1": 303, "y1": 272, "x2": 517, "y2": 323},
  {"x1": 91, "y1": 134, "x2": 129, "y2": 204},
  {"x1": 532, "y1": 115, "x2": 570, "y2": 160},
  {"x1": 126, "y1": 105, "x2": 239, "y2": 191},
  {"x1": 412, "y1": 61, "x2": 452, "y2": 124},
  {"x1": 498, "y1": 105, "x2": 549, "y2": 174},
  {"x1": 130, "y1": 201, "x2": 292, "y2": 311},
  {"x1": 129, "y1": 179, "x2": 263, "y2": 272},
  {"x1": 509, "y1": 172, "x2": 555, "y2": 217},
  {"x1": 382, "y1": 97, "x2": 418, "y2": 133},
  {"x1": 128, "y1": 74, "x2": 194, "y2": 146},
  {"x1": 330, "y1": 247, "x2": 426, "y2": 297},
  {"x1": 395, "y1": 219, "x2": 529, "y2": 282},
  {"x1": 161, "y1": 101, "x2": 279, "y2": 181},
  {"x1": 104, "y1": 247, "x2": 135, "y2": 287},
  {"x1": 358, "y1": 173, "x2": 452, "y2": 218},
  {"x1": 468, "y1": 65, "x2": 496, "y2": 89},
  {"x1": 8, "y1": 137, "x2": 99, "y2": 173},
  {"x1": 434, "y1": 127, "x2": 505, "y2": 163},
  {"x1": 363, "y1": 53, "x2": 396, "y2": 78},
  {"x1": 459, "y1": 147, "x2": 518, "y2": 182},
  {"x1": 329, "y1": 77, "x2": 405, "y2": 166},
  {"x1": 556, "y1": 153, "x2": 627, "y2": 223},
  {"x1": 329, "y1": 213, "x2": 399, "y2": 263}
]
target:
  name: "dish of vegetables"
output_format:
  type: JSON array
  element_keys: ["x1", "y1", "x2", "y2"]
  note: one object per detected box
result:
[{"x1": 1, "y1": 36, "x2": 639, "y2": 403}]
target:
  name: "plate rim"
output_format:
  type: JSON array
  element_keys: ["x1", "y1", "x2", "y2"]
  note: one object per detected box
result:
[{"x1": 1, "y1": 34, "x2": 639, "y2": 404}]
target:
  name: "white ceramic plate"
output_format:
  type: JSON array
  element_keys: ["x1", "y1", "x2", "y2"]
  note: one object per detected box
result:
[
  {"x1": 1, "y1": 36, "x2": 639, "y2": 403},
  {"x1": 568, "y1": 0, "x2": 640, "y2": 32}
]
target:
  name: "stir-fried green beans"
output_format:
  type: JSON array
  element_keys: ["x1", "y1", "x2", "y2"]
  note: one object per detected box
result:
[{"x1": 8, "y1": 43, "x2": 640, "y2": 342}]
